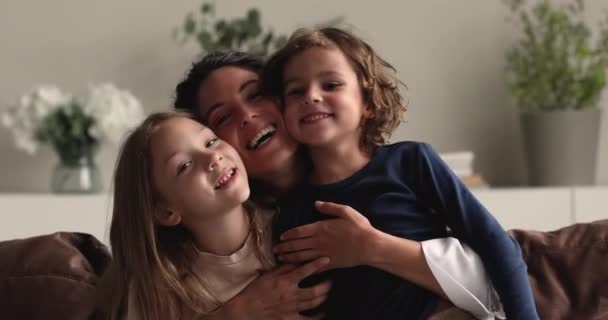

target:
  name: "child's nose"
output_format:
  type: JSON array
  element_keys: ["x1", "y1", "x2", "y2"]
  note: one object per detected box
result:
[
  {"x1": 304, "y1": 88, "x2": 322, "y2": 105},
  {"x1": 207, "y1": 152, "x2": 223, "y2": 171}
]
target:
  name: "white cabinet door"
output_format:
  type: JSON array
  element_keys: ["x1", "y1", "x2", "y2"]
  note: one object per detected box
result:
[
  {"x1": 573, "y1": 187, "x2": 608, "y2": 223},
  {"x1": 473, "y1": 188, "x2": 572, "y2": 231},
  {"x1": 0, "y1": 194, "x2": 111, "y2": 244}
]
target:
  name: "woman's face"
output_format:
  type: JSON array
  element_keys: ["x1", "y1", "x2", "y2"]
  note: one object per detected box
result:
[{"x1": 196, "y1": 66, "x2": 299, "y2": 181}]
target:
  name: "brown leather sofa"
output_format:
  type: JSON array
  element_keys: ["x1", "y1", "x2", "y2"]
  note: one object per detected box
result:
[
  {"x1": 0, "y1": 232, "x2": 111, "y2": 320},
  {"x1": 511, "y1": 220, "x2": 608, "y2": 320},
  {"x1": 0, "y1": 221, "x2": 606, "y2": 320}
]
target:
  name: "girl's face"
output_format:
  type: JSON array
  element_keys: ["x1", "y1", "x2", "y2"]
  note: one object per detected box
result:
[
  {"x1": 196, "y1": 66, "x2": 299, "y2": 180},
  {"x1": 282, "y1": 47, "x2": 370, "y2": 148},
  {"x1": 150, "y1": 117, "x2": 250, "y2": 225}
]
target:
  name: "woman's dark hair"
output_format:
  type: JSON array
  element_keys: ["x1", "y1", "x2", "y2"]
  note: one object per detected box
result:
[{"x1": 173, "y1": 50, "x2": 265, "y2": 117}]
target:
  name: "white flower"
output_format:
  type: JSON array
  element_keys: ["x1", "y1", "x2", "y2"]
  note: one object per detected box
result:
[
  {"x1": 1, "y1": 111, "x2": 14, "y2": 128},
  {"x1": 1, "y1": 83, "x2": 143, "y2": 155},
  {"x1": 14, "y1": 131, "x2": 38, "y2": 154},
  {"x1": 35, "y1": 86, "x2": 72, "y2": 107},
  {"x1": 82, "y1": 83, "x2": 144, "y2": 144},
  {"x1": 1, "y1": 85, "x2": 72, "y2": 154}
]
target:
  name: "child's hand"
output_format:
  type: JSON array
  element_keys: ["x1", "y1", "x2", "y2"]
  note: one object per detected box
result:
[
  {"x1": 274, "y1": 201, "x2": 379, "y2": 269},
  {"x1": 219, "y1": 258, "x2": 331, "y2": 320}
]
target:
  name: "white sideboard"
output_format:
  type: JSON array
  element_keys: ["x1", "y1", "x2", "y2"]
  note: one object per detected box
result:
[
  {"x1": 1, "y1": 187, "x2": 607, "y2": 245},
  {"x1": 1, "y1": 194, "x2": 113, "y2": 245}
]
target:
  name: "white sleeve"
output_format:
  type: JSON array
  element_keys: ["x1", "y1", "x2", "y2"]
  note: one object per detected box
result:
[{"x1": 421, "y1": 237, "x2": 506, "y2": 320}]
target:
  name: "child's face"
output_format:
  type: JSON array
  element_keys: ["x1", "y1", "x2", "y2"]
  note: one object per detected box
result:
[
  {"x1": 282, "y1": 47, "x2": 370, "y2": 148},
  {"x1": 149, "y1": 117, "x2": 250, "y2": 225}
]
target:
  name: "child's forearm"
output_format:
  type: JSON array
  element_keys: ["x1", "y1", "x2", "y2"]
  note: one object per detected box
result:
[{"x1": 363, "y1": 228, "x2": 448, "y2": 299}]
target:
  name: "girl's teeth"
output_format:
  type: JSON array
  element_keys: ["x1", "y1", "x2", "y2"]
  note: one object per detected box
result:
[{"x1": 215, "y1": 169, "x2": 235, "y2": 189}]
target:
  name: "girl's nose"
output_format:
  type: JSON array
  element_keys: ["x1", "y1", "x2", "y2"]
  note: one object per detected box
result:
[{"x1": 208, "y1": 152, "x2": 223, "y2": 171}]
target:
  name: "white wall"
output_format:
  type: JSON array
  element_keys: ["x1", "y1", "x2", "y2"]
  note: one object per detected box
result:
[{"x1": 1, "y1": 0, "x2": 607, "y2": 192}]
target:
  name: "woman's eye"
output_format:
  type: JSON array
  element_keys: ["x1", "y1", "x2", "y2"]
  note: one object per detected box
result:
[
  {"x1": 206, "y1": 137, "x2": 219, "y2": 147},
  {"x1": 177, "y1": 161, "x2": 192, "y2": 175},
  {"x1": 214, "y1": 114, "x2": 230, "y2": 127},
  {"x1": 247, "y1": 91, "x2": 261, "y2": 101}
]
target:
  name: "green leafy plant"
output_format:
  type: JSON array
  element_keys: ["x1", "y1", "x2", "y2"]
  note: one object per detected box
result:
[
  {"x1": 175, "y1": 2, "x2": 288, "y2": 58},
  {"x1": 175, "y1": 1, "x2": 346, "y2": 58},
  {"x1": 504, "y1": 0, "x2": 608, "y2": 111}
]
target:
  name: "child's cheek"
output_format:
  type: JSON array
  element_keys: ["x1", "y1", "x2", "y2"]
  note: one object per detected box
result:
[{"x1": 282, "y1": 105, "x2": 298, "y2": 136}]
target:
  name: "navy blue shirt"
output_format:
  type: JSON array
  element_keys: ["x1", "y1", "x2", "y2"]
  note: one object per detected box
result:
[{"x1": 275, "y1": 142, "x2": 538, "y2": 320}]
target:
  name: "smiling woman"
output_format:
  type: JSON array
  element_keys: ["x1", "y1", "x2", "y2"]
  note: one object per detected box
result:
[
  {"x1": 172, "y1": 48, "x2": 511, "y2": 320},
  {"x1": 174, "y1": 51, "x2": 305, "y2": 195}
]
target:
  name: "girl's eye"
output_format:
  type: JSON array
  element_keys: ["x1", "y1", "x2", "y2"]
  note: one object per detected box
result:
[
  {"x1": 177, "y1": 160, "x2": 192, "y2": 175},
  {"x1": 206, "y1": 137, "x2": 219, "y2": 147}
]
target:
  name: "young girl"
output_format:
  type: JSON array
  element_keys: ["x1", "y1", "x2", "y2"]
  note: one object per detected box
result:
[
  {"x1": 100, "y1": 112, "x2": 330, "y2": 320},
  {"x1": 264, "y1": 28, "x2": 538, "y2": 319}
]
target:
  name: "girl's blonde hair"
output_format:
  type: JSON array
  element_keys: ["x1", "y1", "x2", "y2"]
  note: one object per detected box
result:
[
  {"x1": 263, "y1": 27, "x2": 407, "y2": 152},
  {"x1": 100, "y1": 111, "x2": 273, "y2": 320}
]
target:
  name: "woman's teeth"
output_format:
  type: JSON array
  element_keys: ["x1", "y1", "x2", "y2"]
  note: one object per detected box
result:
[
  {"x1": 247, "y1": 126, "x2": 276, "y2": 149},
  {"x1": 214, "y1": 169, "x2": 235, "y2": 189}
]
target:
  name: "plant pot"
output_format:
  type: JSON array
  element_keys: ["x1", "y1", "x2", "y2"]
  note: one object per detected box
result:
[{"x1": 520, "y1": 109, "x2": 602, "y2": 186}]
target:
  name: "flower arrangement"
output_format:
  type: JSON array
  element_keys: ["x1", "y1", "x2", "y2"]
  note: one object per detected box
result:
[
  {"x1": 2, "y1": 83, "x2": 143, "y2": 192},
  {"x1": 2, "y1": 83, "x2": 143, "y2": 164}
]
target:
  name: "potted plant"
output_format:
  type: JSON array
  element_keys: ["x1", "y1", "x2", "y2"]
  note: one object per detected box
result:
[
  {"x1": 174, "y1": 2, "x2": 288, "y2": 58},
  {"x1": 1, "y1": 84, "x2": 143, "y2": 193},
  {"x1": 174, "y1": 1, "x2": 345, "y2": 58},
  {"x1": 504, "y1": 0, "x2": 608, "y2": 186}
]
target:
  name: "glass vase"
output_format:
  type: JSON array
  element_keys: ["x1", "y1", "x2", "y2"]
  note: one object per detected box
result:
[{"x1": 50, "y1": 150, "x2": 102, "y2": 194}]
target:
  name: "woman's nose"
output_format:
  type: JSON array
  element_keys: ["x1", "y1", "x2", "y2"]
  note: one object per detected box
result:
[{"x1": 239, "y1": 109, "x2": 258, "y2": 128}]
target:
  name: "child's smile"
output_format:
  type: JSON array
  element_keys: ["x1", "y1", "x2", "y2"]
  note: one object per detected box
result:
[
  {"x1": 300, "y1": 112, "x2": 334, "y2": 124},
  {"x1": 282, "y1": 46, "x2": 370, "y2": 148},
  {"x1": 213, "y1": 167, "x2": 238, "y2": 190}
]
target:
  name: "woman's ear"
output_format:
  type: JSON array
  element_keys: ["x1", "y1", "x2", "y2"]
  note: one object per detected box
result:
[{"x1": 155, "y1": 205, "x2": 182, "y2": 227}]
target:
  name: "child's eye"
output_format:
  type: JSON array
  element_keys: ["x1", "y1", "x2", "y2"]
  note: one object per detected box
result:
[
  {"x1": 285, "y1": 87, "x2": 304, "y2": 97},
  {"x1": 177, "y1": 160, "x2": 192, "y2": 175},
  {"x1": 206, "y1": 137, "x2": 219, "y2": 147},
  {"x1": 323, "y1": 82, "x2": 342, "y2": 90}
]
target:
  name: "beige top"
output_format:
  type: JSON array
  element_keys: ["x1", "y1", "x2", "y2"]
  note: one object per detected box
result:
[{"x1": 125, "y1": 209, "x2": 275, "y2": 319}]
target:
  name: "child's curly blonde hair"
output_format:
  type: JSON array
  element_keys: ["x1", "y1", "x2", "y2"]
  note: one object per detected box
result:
[{"x1": 263, "y1": 27, "x2": 407, "y2": 152}]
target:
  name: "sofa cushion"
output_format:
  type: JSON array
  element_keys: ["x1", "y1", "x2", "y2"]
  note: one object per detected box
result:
[
  {"x1": 510, "y1": 221, "x2": 608, "y2": 320},
  {"x1": 0, "y1": 232, "x2": 111, "y2": 320}
]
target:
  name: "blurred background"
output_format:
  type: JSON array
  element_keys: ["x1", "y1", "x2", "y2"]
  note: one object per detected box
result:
[{"x1": 1, "y1": 0, "x2": 607, "y2": 193}]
